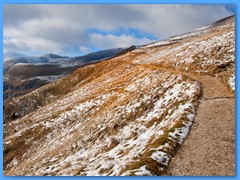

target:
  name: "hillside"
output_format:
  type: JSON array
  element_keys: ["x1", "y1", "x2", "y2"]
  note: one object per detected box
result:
[{"x1": 3, "y1": 15, "x2": 235, "y2": 176}]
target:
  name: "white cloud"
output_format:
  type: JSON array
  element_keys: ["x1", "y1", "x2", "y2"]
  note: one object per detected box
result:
[
  {"x1": 127, "y1": 4, "x2": 232, "y2": 38},
  {"x1": 79, "y1": 46, "x2": 92, "y2": 54},
  {"x1": 89, "y1": 33, "x2": 153, "y2": 49},
  {"x1": 3, "y1": 4, "x2": 234, "y2": 59},
  {"x1": 3, "y1": 38, "x2": 28, "y2": 52},
  {"x1": 3, "y1": 52, "x2": 26, "y2": 61}
]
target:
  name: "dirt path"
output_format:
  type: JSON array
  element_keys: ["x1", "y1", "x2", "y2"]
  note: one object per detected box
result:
[
  {"x1": 136, "y1": 63, "x2": 235, "y2": 175},
  {"x1": 163, "y1": 75, "x2": 235, "y2": 176}
]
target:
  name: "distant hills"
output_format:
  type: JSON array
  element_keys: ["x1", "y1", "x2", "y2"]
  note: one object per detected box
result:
[{"x1": 3, "y1": 47, "x2": 135, "y2": 102}]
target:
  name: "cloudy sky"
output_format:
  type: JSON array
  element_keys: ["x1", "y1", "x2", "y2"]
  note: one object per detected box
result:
[{"x1": 3, "y1": 4, "x2": 235, "y2": 60}]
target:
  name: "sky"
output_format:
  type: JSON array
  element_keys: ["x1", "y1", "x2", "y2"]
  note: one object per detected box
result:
[{"x1": 3, "y1": 4, "x2": 235, "y2": 60}]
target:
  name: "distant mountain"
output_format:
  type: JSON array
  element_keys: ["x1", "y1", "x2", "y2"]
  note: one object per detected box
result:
[
  {"x1": 3, "y1": 46, "x2": 136, "y2": 102},
  {"x1": 67, "y1": 47, "x2": 129, "y2": 65},
  {"x1": 3, "y1": 53, "x2": 70, "y2": 72},
  {"x1": 43, "y1": 53, "x2": 69, "y2": 59},
  {"x1": 3, "y1": 48, "x2": 130, "y2": 71}
]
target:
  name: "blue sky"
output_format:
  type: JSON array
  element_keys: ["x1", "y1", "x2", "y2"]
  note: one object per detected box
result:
[{"x1": 3, "y1": 4, "x2": 235, "y2": 60}]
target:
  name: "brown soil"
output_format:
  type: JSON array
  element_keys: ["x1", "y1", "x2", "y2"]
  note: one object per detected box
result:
[{"x1": 163, "y1": 75, "x2": 235, "y2": 176}]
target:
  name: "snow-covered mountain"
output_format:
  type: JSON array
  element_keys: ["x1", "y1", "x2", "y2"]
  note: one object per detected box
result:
[
  {"x1": 3, "y1": 53, "x2": 70, "y2": 71},
  {"x1": 4, "y1": 48, "x2": 129, "y2": 71},
  {"x1": 3, "y1": 47, "x2": 133, "y2": 102},
  {"x1": 3, "y1": 15, "x2": 235, "y2": 176}
]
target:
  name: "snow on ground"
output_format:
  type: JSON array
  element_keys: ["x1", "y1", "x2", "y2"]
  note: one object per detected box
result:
[
  {"x1": 34, "y1": 75, "x2": 65, "y2": 82},
  {"x1": 228, "y1": 73, "x2": 235, "y2": 91},
  {"x1": 4, "y1": 66, "x2": 200, "y2": 176},
  {"x1": 144, "y1": 40, "x2": 173, "y2": 48},
  {"x1": 132, "y1": 30, "x2": 234, "y2": 76}
]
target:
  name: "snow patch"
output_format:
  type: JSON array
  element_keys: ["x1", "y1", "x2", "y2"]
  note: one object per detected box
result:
[{"x1": 228, "y1": 74, "x2": 235, "y2": 91}]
